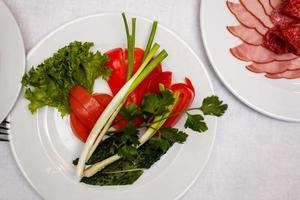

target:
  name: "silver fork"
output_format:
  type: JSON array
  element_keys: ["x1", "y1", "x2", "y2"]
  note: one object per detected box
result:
[{"x1": 0, "y1": 118, "x2": 9, "y2": 142}]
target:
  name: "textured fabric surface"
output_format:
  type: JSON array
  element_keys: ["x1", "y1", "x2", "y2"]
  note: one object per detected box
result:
[{"x1": 1, "y1": 0, "x2": 300, "y2": 199}]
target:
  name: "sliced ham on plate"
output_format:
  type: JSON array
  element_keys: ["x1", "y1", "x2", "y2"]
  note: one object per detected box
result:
[
  {"x1": 227, "y1": 1, "x2": 269, "y2": 35},
  {"x1": 270, "y1": 4, "x2": 296, "y2": 27},
  {"x1": 265, "y1": 68, "x2": 300, "y2": 79},
  {"x1": 239, "y1": 0, "x2": 273, "y2": 28},
  {"x1": 230, "y1": 43, "x2": 298, "y2": 63},
  {"x1": 246, "y1": 57, "x2": 300, "y2": 73},
  {"x1": 227, "y1": 25, "x2": 264, "y2": 45},
  {"x1": 281, "y1": 0, "x2": 300, "y2": 19},
  {"x1": 258, "y1": 0, "x2": 274, "y2": 16},
  {"x1": 227, "y1": 0, "x2": 300, "y2": 79},
  {"x1": 269, "y1": 0, "x2": 283, "y2": 9}
]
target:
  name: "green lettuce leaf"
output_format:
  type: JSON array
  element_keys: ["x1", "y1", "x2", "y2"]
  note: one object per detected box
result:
[{"x1": 22, "y1": 41, "x2": 109, "y2": 116}]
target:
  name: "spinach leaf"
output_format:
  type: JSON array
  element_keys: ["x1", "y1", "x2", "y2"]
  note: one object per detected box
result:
[{"x1": 79, "y1": 135, "x2": 173, "y2": 185}]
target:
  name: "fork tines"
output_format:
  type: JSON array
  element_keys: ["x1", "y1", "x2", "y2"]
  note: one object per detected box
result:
[
  {"x1": 0, "y1": 119, "x2": 9, "y2": 141},
  {"x1": 2, "y1": 119, "x2": 9, "y2": 124}
]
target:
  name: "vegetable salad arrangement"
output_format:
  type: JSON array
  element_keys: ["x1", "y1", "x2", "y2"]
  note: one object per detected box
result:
[{"x1": 22, "y1": 13, "x2": 228, "y2": 186}]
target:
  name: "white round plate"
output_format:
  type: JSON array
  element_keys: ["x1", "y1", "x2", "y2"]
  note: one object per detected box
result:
[
  {"x1": 10, "y1": 13, "x2": 216, "y2": 200},
  {"x1": 201, "y1": 0, "x2": 300, "y2": 122},
  {"x1": 0, "y1": 1, "x2": 25, "y2": 122}
]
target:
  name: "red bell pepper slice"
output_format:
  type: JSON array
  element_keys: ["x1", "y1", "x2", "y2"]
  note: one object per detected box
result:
[
  {"x1": 134, "y1": 63, "x2": 162, "y2": 106},
  {"x1": 105, "y1": 47, "x2": 144, "y2": 96},
  {"x1": 163, "y1": 78, "x2": 195, "y2": 127},
  {"x1": 147, "y1": 71, "x2": 172, "y2": 93},
  {"x1": 105, "y1": 48, "x2": 126, "y2": 95},
  {"x1": 105, "y1": 47, "x2": 163, "y2": 106}
]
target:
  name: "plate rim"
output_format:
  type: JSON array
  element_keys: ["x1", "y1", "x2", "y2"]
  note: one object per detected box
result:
[
  {"x1": 0, "y1": 1, "x2": 25, "y2": 123},
  {"x1": 200, "y1": 0, "x2": 300, "y2": 122},
  {"x1": 10, "y1": 12, "x2": 217, "y2": 199}
]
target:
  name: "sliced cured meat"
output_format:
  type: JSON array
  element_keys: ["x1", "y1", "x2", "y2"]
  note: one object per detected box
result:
[
  {"x1": 262, "y1": 26, "x2": 292, "y2": 54},
  {"x1": 230, "y1": 43, "x2": 298, "y2": 63},
  {"x1": 270, "y1": 3, "x2": 296, "y2": 28},
  {"x1": 246, "y1": 57, "x2": 300, "y2": 73},
  {"x1": 265, "y1": 69, "x2": 300, "y2": 79},
  {"x1": 227, "y1": 25, "x2": 264, "y2": 45},
  {"x1": 227, "y1": 1, "x2": 269, "y2": 35},
  {"x1": 282, "y1": 0, "x2": 300, "y2": 19},
  {"x1": 281, "y1": 24, "x2": 300, "y2": 55},
  {"x1": 258, "y1": 0, "x2": 274, "y2": 16},
  {"x1": 269, "y1": 0, "x2": 283, "y2": 9},
  {"x1": 239, "y1": 0, "x2": 273, "y2": 28}
]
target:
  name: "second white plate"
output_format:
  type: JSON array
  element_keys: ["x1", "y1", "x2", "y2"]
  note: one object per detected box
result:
[
  {"x1": 201, "y1": 0, "x2": 300, "y2": 122},
  {"x1": 0, "y1": 1, "x2": 25, "y2": 123}
]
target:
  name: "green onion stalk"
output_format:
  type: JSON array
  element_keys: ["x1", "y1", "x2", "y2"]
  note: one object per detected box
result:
[{"x1": 76, "y1": 14, "x2": 165, "y2": 177}]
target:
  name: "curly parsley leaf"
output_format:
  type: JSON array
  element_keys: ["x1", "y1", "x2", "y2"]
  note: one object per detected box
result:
[
  {"x1": 142, "y1": 93, "x2": 160, "y2": 114},
  {"x1": 184, "y1": 114, "x2": 208, "y2": 133},
  {"x1": 120, "y1": 103, "x2": 142, "y2": 120},
  {"x1": 142, "y1": 90, "x2": 175, "y2": 115},
  {"x1": 200, "y1": 95, "x2": 228, "y2": 117},
  {"x1": 160, "y1": 90, "x2": 176, "y2": 107}
]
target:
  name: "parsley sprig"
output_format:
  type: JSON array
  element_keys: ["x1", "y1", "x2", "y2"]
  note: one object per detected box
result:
[{"x1": 114, "y1": 91, "x2": 227, "y2": 157}]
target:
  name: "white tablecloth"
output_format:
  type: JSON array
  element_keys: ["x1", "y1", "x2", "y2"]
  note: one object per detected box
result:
[{"x1": 1, "y1": 0, "x2": 300, "y2": 199}]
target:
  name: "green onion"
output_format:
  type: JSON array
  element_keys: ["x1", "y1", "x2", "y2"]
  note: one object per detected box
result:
[
  {"x1": 126, "y1": 18, "x2": 136, "y2": 80},
  {"x1": 123, "y1": 14, "x2": 136, "y2": 81},
  {"x1": 143, "y1": 21, "x2": 158, "y2": 61},
  {"x1": 129, "y1": 50, "x2": 167, "y2": 92},
  {"x1": 122, "y1": 12, "x2": 130, "y2": 39},
  {"x1": 132, "y1": 18, "x2": 136, "y2": 49}
]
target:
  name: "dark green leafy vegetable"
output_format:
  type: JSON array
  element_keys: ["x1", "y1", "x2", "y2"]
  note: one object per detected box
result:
[
  {"x1": 118, "y1": 145, "x2": 139, "y2": 160},
  {"x1": 80, "y1": 135, "x2": 172, "y2": 185},
  {"x1": 87, "y1": 135, "x2": 120, "y2": 165},
  {"x1": 160, "y1": 127, "x2": 188, "y2": 143},
  {"x1": 22, "y1": 41, "x2": 109, "y2": 116},
  {"x1": 81, "y1": 165, "x2": 143, "y2": 186}
]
